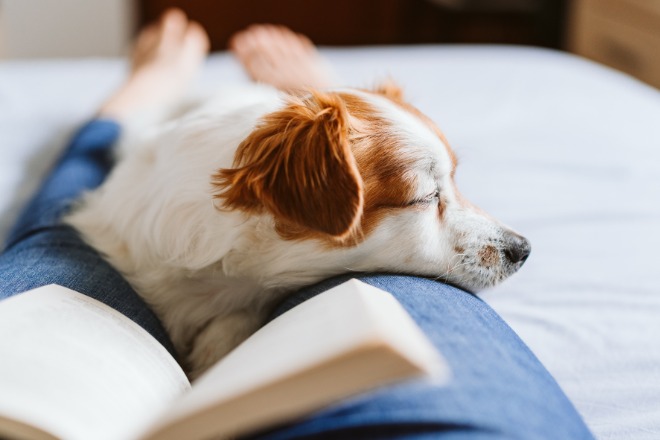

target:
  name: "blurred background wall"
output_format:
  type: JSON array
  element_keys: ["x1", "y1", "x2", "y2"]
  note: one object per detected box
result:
[
  {"x1": 0, "y1": 0, "x2": 135, "y2": 58},
  {"x1": 0, "y1": 0, "x2": 658, "y2": 88},
  {"x1": 568, "y1": 0, "x2": 660, "y2": 89}
]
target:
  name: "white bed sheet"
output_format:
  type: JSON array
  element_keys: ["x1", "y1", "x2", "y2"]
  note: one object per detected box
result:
[{"x1": 1, "y1": 46, "x2": 659, "y2": 439}]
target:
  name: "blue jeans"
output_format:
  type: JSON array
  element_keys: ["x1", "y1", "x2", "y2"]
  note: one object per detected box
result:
[{"x1": 0, "y1": 120, "x2": 594, "y2": 439}]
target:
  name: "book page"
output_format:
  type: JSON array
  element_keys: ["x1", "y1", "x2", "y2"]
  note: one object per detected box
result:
[
  {"x1": 140, "y1": 279, "x2": 448, "y2": 440},
  {"x1": 0, "y1": 285, "x2": 190, "y2": 440}
]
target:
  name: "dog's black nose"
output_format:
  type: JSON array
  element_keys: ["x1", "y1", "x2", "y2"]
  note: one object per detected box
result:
[{"x1": 503, "y1": 232, "x2": 531, "y2": 265}]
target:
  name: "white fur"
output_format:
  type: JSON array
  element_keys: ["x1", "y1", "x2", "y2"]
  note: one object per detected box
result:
[{"x1": 67, "y1": 85, "x2": 528, "y2": 378}]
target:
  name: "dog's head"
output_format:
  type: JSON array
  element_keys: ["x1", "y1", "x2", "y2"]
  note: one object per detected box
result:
[{"x1": 212, "y1": 83, "x2": 530, "y2": 291}]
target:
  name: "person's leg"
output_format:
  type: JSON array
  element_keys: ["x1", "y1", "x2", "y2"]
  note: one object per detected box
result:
[
  {"x1": 229, "y1": 27, "x2": 594, "y2": 439},
  {"x1": 246, "y1": 275, "x2": 594, "y2": 440},
  {"x1": 0, "y1": 9, "x2": 209, "y2": 356}
]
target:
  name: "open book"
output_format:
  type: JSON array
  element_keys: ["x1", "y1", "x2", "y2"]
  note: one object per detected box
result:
[{"x1": 0, "y1": 280, "x2": 448, "y2": 440}]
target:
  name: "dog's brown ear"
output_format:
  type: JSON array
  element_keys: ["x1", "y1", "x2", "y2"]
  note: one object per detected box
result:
[{"x1": 213, "y1": 91, "x2": 363, "y2": 239}]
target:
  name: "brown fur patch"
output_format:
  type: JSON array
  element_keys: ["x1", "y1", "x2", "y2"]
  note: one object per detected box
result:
[
  {"x1": 213, "y1": 87, "x2": 454, "y2": 248},
  {"x1": 372, "y1": 80, "x2": 405, "y2": 102},
  {"x1": 212, "y1": 91, "x2": 363, "y2": 239},
  {"x1": 272, "y1": 91, "x2": 423, "y2": 246},
  {"x1": 370, "y1": 82, "x2": 458, "y2": 176},
  {"x1": 338, "y1": 91, "x2": 434, "y2": 237},
  {"x1": 478, "y1": 245, "x2": 500, "y2": 267}
]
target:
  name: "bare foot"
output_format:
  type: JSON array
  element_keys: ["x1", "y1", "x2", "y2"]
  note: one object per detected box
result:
[
  {"x1": 99, "y1": 8, "x2": 210, "y2": 121},
  {"x1": 230, "y1": 25, "x2": 337, "y2": 91}
]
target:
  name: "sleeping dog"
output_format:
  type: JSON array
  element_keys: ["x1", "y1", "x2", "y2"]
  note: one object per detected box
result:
[{"x1": 67, "y1": 82, "x2": 530, "y2": 378}]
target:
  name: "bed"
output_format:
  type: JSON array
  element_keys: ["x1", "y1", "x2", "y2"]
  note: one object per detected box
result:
[{"x1": 1, "y1": 45, "x2": 659, "y2": 439}]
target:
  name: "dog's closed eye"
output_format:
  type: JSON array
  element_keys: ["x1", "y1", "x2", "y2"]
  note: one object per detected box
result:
[{"x1": 406, "y1": 190, "x2": 440, "y2": 207}]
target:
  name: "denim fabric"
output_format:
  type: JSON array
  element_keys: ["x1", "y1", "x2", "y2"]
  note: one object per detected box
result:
[
  {"x1": 6, "y1": 119, "x2": 119, "y2": 249},
  {"x1": 245, "y1": 275, "x2": 595, "y2": 440},
  {"x1": 0, "y1": 120, "x2": 594, "y2": 439},
  {"x1": 0, "y1": 120, "x2": 176, "y2": 357}
]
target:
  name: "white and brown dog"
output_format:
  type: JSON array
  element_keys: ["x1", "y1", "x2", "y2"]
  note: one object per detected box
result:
[{"x1": 67, "y1": 82, "x2": 530, "y2": 377}]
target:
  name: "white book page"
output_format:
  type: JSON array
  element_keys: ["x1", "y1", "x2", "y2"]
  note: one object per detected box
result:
[
  {"x1": 0, "y1": 285, "x2": 190, "y2": 440},
  {"x1": 185, "y1": 280, "x2": 445, "y2": 410},
  {"x1": 140, "y1": 279, "x2": 448, "y2": 440}
]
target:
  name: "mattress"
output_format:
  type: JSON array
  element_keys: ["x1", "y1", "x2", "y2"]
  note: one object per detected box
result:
[{"x1": 1, "y1": 45, "x2": 659, "y2": 439}]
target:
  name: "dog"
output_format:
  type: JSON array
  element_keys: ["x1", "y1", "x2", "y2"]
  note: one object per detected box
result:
[{"x1": 67, "y1": 82, "x2": 530, "y2": 378}]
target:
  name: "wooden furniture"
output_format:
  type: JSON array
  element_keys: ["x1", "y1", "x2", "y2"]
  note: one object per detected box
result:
[
  {"x1": 569, "y1": 0, "x2": 660, "y2": 88},
  {"x1": 139, "y1": 0, "x2": 566, "y2": 49}
]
